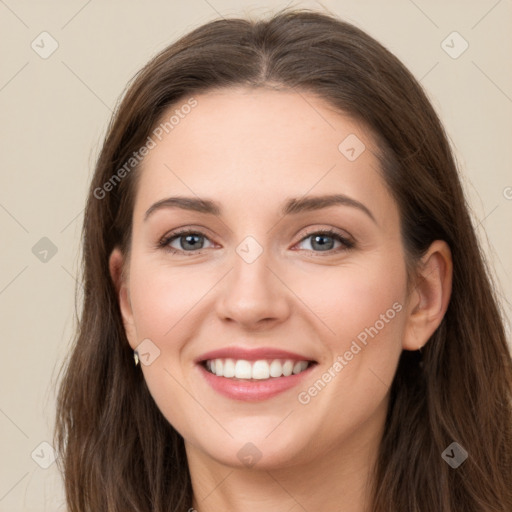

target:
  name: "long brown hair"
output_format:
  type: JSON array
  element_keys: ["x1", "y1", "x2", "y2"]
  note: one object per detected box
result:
[{"x1": 54, "y1": 8, "x2": 512, "y2": 511}]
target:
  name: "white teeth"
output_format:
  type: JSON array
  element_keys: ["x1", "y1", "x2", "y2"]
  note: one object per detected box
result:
[
  {"x1": 282, "y1": 360, "x2": 294, "y2": 376},
  {"x1": 269, "y1": 360, "x2": 283, "y2": 377},
  {"x1": 223, "y1": 358, "x2": 235, "y2": 378},
  {"x1": 205, "y1": 358, "x2": 311, "y2": 379},
  {"x1": 252, "y1": 360, "x2": 270, "y2": 380},
  {"x1": 234, "y1": 360, "x2": 252, "y2": 379},
  {"x1": 293, "y1": 361, "x2": 308, "y2": 374}
]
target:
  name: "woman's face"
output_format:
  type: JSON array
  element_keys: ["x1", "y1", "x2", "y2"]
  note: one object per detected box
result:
[{"x1": 111, "y1": 87, "x2": 413, "y2": 470}]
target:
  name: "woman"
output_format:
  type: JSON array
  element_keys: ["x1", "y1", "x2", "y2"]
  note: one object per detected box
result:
[{"x1": 54, "y1": 8, "x2": 512, "y2": 511}]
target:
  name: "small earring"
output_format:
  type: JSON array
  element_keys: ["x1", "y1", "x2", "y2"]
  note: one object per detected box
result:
[{"x1": 134, "y1": 350, "x2": 139, "y2": 366}]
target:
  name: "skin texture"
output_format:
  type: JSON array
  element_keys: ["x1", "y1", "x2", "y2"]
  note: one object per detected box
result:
[{"x1": 109, "y1": 88, "x2": 452, "y2": 512}]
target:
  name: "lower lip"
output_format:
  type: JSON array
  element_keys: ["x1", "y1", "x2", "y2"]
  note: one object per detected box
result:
[{"x1": 197, "y1": 362, "x2": 317, "y2": 401}]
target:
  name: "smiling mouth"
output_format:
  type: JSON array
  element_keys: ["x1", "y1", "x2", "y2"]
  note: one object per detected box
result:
[{"x1": 201, "y1": 358, "x2": 317, "y2": 380}]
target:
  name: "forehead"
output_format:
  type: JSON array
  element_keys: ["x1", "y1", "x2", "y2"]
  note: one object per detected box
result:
[{"x1": 133, "y1": 87, "x2": 395, "y2": 223}]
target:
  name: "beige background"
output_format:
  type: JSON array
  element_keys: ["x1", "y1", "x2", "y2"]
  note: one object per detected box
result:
[{"x1": 0, "y1": 0, "x2": 511, "y2": 510}]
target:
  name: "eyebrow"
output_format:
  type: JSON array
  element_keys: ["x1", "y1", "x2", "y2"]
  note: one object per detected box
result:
[{"x1": 144, "y1": 193, "x2": 376, "y2": 224}]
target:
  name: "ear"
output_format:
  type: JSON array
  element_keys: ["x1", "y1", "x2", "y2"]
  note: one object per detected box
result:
[
  {"x1": 402, "y1": 240, "x2": 453, "y2": 351},
  {"x1": 109, "y1": 247, "x2": 138, "y2": 349}
]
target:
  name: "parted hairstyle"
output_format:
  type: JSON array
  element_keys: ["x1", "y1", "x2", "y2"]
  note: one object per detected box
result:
[{"x1": 54, "y1": 8, "x2": 512, "y2": 511}]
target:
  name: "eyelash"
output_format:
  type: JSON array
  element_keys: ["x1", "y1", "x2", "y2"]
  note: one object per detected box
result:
[{"x1": 157, "y1": 227, "x2": 355, "y2": 256}]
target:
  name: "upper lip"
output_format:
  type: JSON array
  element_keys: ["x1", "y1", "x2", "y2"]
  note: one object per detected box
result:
[{"x1": 195, "y1": 346, "x2": 317, "y2": 363}]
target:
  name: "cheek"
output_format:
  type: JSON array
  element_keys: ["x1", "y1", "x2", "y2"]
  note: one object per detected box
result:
[
  {"x1": 293, "y1": 257, "x2": 408, "y2": 394},
  {"x1": 294, "y1": 258, "x2": 406, "y2": 341},
  {"x1": 289, "y1": 263, "x2": 406, "y2": 440},
  {"x1": 127, "y1": 258, "x2": 207, "y2": 436},
  {"x1": 128, "y1": 257, "x2": 212, "y2": 340}
]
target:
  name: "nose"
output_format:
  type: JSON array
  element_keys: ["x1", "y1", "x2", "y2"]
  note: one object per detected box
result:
[{"x1": 215, "y1": 241, "x2": 291, "y2": 330}]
